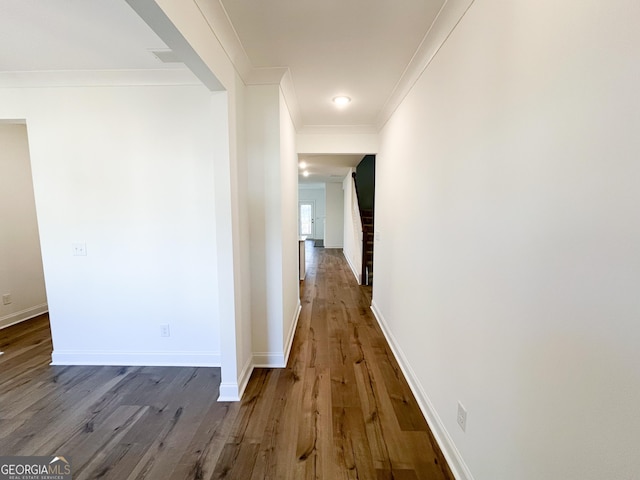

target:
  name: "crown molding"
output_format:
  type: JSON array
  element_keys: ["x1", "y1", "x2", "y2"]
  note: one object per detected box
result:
[
  {"x1": 193, "y1": 0, "x2": 306, "y2": 129},
  {"x1": 376, "y1": 0, "x2": 475, "y2": 130},
  {"x1": 193, "y1": 0, "x2": 253, "y2": 79},
  {"x1": 194, "y1": 0, "x2": 290, "y2": 87},
  {"x1": 278, "y1": 69, "x2": 303, "y2": 130},
  {"x1": 245, "y1": 66, "x2": 289, "y2": 85},
  {"x1": 131, "y1": 0, "x2": 474, "y2": 133}
]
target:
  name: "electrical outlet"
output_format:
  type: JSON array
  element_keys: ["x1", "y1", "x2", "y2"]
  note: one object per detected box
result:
[
  {"x1": 2, "y1": 294, "x2": 11, "y2": 305},
  {"x1": 457, "y1": 401, "x2": 467, "y2": 432},
  {"x1": 160, "y1": 324, "x2": 170, "y2": 337},
  {"x1": 72, "y1": 243, "x2": 87, "y2": 256}
]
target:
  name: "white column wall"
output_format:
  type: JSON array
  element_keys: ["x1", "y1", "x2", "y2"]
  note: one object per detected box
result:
[
  {"x1": 247, "y1": 85, "x2": 283, "y2": 363},
  {"x1": 279, "y1": 91, "x2": 302, "y2": 358},
  {"x1": 247, "y1": 85, "x2": 300, "y2": 367},
  {"x1": 151, "y1": 0, "x2": 254, "y2": 399},
  {"x1": 342, "y1": 169, "x2": 362, "y2": 283}
]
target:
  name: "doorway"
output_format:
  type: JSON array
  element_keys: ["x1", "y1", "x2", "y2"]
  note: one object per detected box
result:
[
  {"x1": 0, "y1": 122, "x2": 49, "y2": 334},
  {"x1": 299, "y1": 201, "x2": 315, "y2": 238}
]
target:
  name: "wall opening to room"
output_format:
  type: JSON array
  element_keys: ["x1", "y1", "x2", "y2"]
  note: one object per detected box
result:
[{"x1": 0, "y1": 120, "x2": 49, "y2": 346}]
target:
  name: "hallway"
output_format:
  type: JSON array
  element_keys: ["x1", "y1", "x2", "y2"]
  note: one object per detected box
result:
[
  {"x1": 212, "y1": 245, "x2": 453, "y2": 479},
  {"x1": 0, "y1": 246, "x2": 452, "y2": 479}
]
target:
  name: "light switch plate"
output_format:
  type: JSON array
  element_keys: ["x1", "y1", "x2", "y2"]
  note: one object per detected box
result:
[{"x1": 72, "y1": 243, "x2": 87, "y2": 256}]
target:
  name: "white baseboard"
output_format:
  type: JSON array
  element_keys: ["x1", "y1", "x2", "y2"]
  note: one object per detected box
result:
[
  {"x1": 218, "y1": 354, "x2": 253, "y2": 402},
  {"x1": 217, "y1": 383, "x2": 239, "y2": 402},
  {"x1": 253, "y1": 300, "x2": 301, "y2": 368},
  {"x1": 237, "y1": 355, "x2": 254, "y2": 398},
  {"x1": 0, "y1": 303, "x2": 48, "y2": 330},
  {"x1": 50, "y1": 350, "x2": 221, "y2": 367},
  {"x1": 343, "y1": 251, "x2": 362, "y2": 284},
  {"x1": 252, "y1": 352, "x2": 285, "y2": 368},
  {"x1": 370, "y1": 300, "x2": 474, "y2": 480},
  {"x1": 284, "y1": 301, "x2": 302, "y2": 365}
]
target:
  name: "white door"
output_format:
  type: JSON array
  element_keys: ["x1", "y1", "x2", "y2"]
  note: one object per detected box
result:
[{"x1": 299, "y1": 201, "x2": 315, "y2": 237}]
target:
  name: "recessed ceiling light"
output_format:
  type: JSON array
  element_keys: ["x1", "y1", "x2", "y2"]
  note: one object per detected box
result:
[
  {"x1": 299, "y1": 161, "x2": 307, "y2": 169},
  {"x1": 333, "y1": 96, "x2": 351, "y2": 106},
  {"x1": 302, "y1": 171, "x2": 310, "y2": 177}
]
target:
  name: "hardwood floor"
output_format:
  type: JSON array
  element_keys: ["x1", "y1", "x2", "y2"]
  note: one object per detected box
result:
[
  {"x1": 0, "y1": 245, "x2": 453, "y2": 480},
  {"x1": 0, "y1": 316, "x2": 238, "y2": 479}
]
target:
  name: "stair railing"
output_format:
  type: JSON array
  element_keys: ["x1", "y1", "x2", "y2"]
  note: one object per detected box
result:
[{"x1": 352, "y1": 172, "x2": 373, "y2": 285}]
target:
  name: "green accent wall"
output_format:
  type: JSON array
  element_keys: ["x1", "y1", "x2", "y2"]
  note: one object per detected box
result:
[{"x1": 355, "y1": 154, "x2": 375, "y2": 211}]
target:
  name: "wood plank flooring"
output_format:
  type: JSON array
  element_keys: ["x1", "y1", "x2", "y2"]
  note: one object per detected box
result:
[
  {"x1": 0, "y1": 316, "x2": 238, "y2": 479},
  {"x1": 0, "y1": 244, "x2": 453, "y2": 479}
]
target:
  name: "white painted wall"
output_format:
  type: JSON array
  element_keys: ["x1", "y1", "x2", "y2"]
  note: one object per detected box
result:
[
  {"x1": 247, "y1": 84, "x2": 300, "y2": 367},
  {"x1": 0, "y1": 123, "x2": 47, "y2": 329},
  {"x1": 298, "y1": 185, "x2": 325, "y2": 240},
  {"x1": 297, "y1": 132, "x2": 378, "y2": 154},
  {"x1": 247, "y1": 84, "x2": 281, "y2": 363},
  {"x1": 324, "y1": 182, "x2": 344, "y2": 248},
  {"x1": 373, "y1": 1, "x2": 640, "y2": 479},
  {"x1": 0, "y1": 85, "x2": 222, "y2": 366},
  {"x1": 279, "y1": 90, "x2": 301, "y2": 358},
  {"x1": 231, "y1": 72, "x2": 254, "y2": 398},
  {"x1": 145, "y1": 0, "x2": 255, "y2": 400},
  {"x1": 342, "y1": 169, "x2": 362, "y2": 283}
]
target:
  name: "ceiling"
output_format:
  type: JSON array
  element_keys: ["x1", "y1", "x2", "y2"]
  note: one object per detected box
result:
[
  {"x1": 220, "y1": 0, "x2": 445, "y2": 128},
  {"x1": 0, "y1": 0, "x2": 178, "y2": 71},
  {"x1": 0, "y1": 0, "x2": 446, "y2": 182},
  {"x1": 298, "y1": 155, "x2": 363, "y2": 184}
]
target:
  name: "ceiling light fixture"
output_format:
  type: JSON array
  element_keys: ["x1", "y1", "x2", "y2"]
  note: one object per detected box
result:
[
  {"x1": 333, "y1": 96, "x2": 351, "y2": 106},
  {"x1": 299, "y1": 161, "x2": 307, "y2": 169},
  {"x1": 302, "y1": 171, "x2": 310, "y2": 177}
]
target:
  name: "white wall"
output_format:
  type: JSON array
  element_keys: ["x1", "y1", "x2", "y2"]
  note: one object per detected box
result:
[
  {"x1": 324, "y1": 182, "x2": 344, "y2": 248},
  {"x1": 247, "y1": 84, "x2": 300, "y2": 367},
  {"x1": 373, "y1": 1, "x2": 640, "y2": 479},
  {"x1": 298, "y1": 185, "x2": 325, "y2": 240},
  {"x1": 231, "y1": 72, "x2": 254, "y2": 399},
  {"x1": 298, "y1": 183, "x2": 345, "y2": 247},
  {"x1": 297, "y1": 132, "x2": 378, "y2": 154},
  {"x1": 0, "y1": 85, "x2": 222, "y2": 366},
  {"x1": 0, "y1": 123, "x2": 47, "y2": 329},
  {"x1": 279, "y1": 90, "x2": 301, "y2": 359},
  {"x1": 342, "y1": 169, "x2": 362, "y2": 283},
  {"x1": 141, "y1": 0, "x2": 255, "y2": 400},
  {"x1": 247, "y1": 84, "x2": 281, "y2": 362}
]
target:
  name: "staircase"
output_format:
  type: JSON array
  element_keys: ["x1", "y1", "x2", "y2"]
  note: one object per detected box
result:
[
  {"x1": 361, "y1": 208, "x2": 374, "y2": 285},
  {"x1": 352, "y1": 159, "x2": 375, "y2": 286}
]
